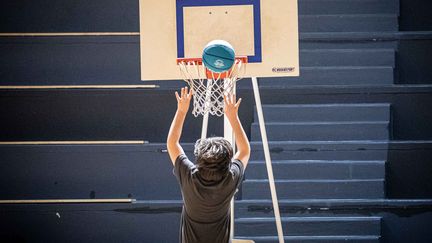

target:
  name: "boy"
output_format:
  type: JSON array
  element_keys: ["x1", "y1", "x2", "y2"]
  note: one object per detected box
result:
[{"x1": 167, "y1": 86, "x2": 250, "y2": 243}]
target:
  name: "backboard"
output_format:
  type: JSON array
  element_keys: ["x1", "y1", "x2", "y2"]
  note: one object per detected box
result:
[{"x1": 139, "y1": 0, "x2": 299, "y2": 80}]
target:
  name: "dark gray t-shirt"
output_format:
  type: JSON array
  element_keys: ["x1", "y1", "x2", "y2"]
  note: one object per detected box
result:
[{"x1": 173, "y1": 154, "x2": 245, "y2": 243}]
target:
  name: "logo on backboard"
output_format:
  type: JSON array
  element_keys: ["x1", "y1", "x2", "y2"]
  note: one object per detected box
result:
[{"x1": 272, "y1": 67, "x2": 295, "y2": 73}]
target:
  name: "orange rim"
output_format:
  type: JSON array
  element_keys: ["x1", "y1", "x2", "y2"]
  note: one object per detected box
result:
[{"x1": 177, "y1": 56, "x2": 248, "y2": 79}]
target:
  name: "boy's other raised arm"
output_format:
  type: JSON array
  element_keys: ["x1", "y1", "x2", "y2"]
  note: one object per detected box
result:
[
  {"x1": 224, "y1": 94, "x2": 251, "y2": 168},
  {"x1": 166, "y1": 87, "x2": 193, "y2": 165}
]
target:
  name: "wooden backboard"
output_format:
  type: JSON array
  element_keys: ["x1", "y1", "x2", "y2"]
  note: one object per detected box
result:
[{"x1": 139, "y1": 0, "x2": 299, "y2": 80}]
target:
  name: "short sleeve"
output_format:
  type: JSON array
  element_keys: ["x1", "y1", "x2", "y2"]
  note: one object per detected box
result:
[
  {"x1": 231, "y1": 159, "x2": 245, "y2": 188},
  {"x1": 172, "y1": 154, "x2": 195, "y2": 185}
]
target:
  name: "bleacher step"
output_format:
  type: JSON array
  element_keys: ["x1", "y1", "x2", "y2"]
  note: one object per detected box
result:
[
  {"x1": 251, "y1": 121, "x2": 389, "y2": 141},
  {"x1": 234, "y1": 199, "x2": 432, "y2": 218},
  {"x1": 0, "y1": 144, "x2": 183, "y2": 200},
  {"x1": 299, "y1": 0, "x2": 399, "y2": 15},
  {"x1": 300, "y1": 49, "x2": 394, "y2": 67},
  {"x1": 254, "y1": 103, "x2": 390, "y2": 122},
  {"x1": 259, "y1": 66, "x2": 393, "y2": 86},
  {"x1": 299, "y1": 14, "x2": 398, "y2": 32},
  {"x1": 246, "y1": 160, "x2": 385, "y2": 180},
  {"x1": 235, "y1": 217, "x2": 381, "y2": 236},
  {"x1": 235, "y1": 235, "x2": 380, "y2": 243},
  {"x1": 250, "y1": 141, "x2": 389, "y2": 161},
  {"x1": 300, "y1": 39, "x2": 397, "y2": 50},
  {"x1": 242, "y1": 179, "x2": 385, "y2": 199}
]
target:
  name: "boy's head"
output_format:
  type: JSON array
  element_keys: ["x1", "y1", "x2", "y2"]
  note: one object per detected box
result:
[{"x1": 194, "y1": 137, "x2": 233, "y2": 180}]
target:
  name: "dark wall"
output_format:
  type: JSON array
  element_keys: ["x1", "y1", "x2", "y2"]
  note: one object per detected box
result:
[
  {"x1": 386, "y1": 142, "x2": 432, "y2": 198},
  {"x1": 0, "y1": 36, "x2": 142, "y2": 85},
  {"x1": 397, "y1": 0, "x2": 432, "y2": 84},
  {"x1": 0, "y1": 202, "x2": 182, "y2": 243},
  {"x1": 2, "y1": 202, "x2": 431, "y2": 243},
  {"x1": 0, "y1": 88, "x2": 254, "y2": 143},
  {"x1": 399, "y1": 0, "x2": 432, "y2": 31},
  {"x1": 396, "y1": 39, "x2": 432, "y2": 84},
  {"x1": 0, "y1": 0, "x2": 139, "y2": 32}
]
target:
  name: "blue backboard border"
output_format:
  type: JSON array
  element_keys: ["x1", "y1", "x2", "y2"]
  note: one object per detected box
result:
[{"x1": 176, "y1": 0, "x2": 262, "y2": 63}]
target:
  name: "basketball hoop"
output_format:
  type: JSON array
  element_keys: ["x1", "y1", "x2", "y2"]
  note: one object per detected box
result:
[{"x1": 177, "y1": 56, "x2": 247, "y2": 117}]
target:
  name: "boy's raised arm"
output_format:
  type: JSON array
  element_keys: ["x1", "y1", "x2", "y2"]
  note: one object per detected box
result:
[
  {"x1": 166, "y1": 87, "x2": 193, "y2": 165},
  {"x1": 224, "y1": 94, "x2": 251, "y2": 168}
]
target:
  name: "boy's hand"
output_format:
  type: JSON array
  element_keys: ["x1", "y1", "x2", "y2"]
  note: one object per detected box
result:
[
  {"x1": 224, "y1": 93, "x2": 250, "y2": 167},
  {"x1": 175, "y1": 86, "x2": 193, "y2": 114},
  {"x1": 224, "y1": 94, "x2": 242, "y2": 121}
]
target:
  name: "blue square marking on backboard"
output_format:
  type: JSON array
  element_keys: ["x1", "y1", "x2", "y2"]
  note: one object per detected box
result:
[{"x1": 176, "y1": 0, "x2": 262, "y2": 63}]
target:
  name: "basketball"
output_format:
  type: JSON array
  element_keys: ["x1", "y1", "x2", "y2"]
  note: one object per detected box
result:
[{"x1": 202, "y1": 40, "x2": 236, "y2": 73}]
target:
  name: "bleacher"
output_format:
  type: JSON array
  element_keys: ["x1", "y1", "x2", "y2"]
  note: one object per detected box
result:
[{"x1": 1, "y1": 0, "x2": 432, "y2": 242}]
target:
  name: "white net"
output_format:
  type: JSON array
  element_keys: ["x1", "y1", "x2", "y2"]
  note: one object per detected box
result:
[{"x1": 178, "y1": 58, "x2": 246, "y2": 117}]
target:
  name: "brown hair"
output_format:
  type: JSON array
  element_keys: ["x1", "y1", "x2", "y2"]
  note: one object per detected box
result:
[{"x1": 194, "y1": 137, "x2": 233, "y2": 181}]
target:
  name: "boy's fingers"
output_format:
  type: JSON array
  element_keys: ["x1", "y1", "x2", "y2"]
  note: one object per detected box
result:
[
  {"x1": 235, "y1": 98, "x2": 242, "y2": 107},
  {"x1": 224, "y1": 95, "x2": 230, "y2": 105},
  {"x1": 175, "y1": 91, "x2": 180, "y2": 101}
]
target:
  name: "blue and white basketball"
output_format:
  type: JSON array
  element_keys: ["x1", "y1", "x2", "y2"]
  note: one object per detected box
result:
[{"x1": 202, "y1": 40, "x2": 235, "y2": 73}]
